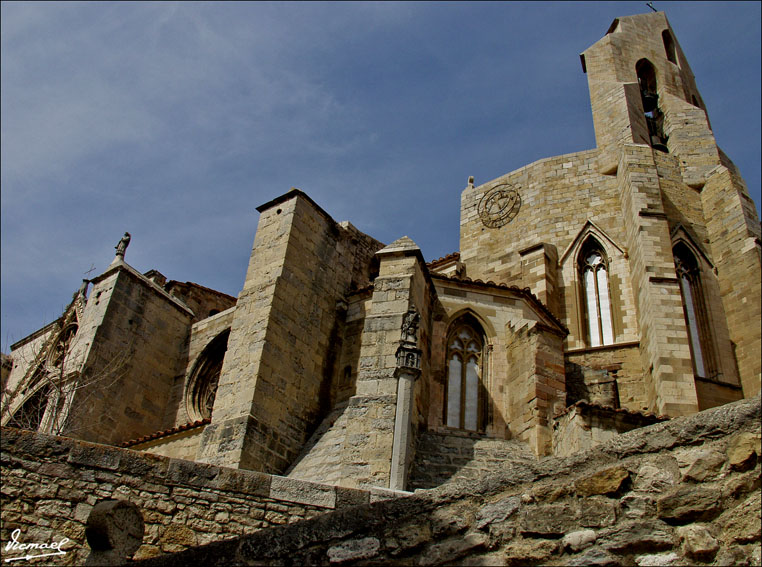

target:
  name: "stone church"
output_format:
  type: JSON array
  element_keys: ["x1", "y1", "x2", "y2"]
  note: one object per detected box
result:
[{"x1": 2, "y1": 11, "x2": 760, "y2": 493}]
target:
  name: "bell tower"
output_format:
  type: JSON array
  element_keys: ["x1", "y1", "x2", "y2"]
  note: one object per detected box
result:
[
  {"x1": 581, "y1": 11, "x2": 714, "y2": 182},
  {"x1": 581, "y1": 11, "x2": 761, "y2": 402}
]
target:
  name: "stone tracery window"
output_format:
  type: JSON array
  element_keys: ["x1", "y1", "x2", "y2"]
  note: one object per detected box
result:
[
  {"x1": 186, "y1": 330, "x2": 229, "y2": 421},
  {"x1": 673, "y1": 244, "x2": 717, "y2": 379},
  {"x1": 579, "y1": 239, "x2": 614, "y2": 347},
  {"x1": 46, "y1": 324, "x2": 78, "y2": 371},
  {"x1": 7, "y1": 383, "x2": 51, "y2": 431},
  {"x1": 445, "y1": 317, "x2": 485, "y2": 431}
]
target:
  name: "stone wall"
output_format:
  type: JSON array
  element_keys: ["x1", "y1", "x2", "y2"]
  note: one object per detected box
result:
[
  {"x1": 409, "y1": 430, "x2": 536, "y2": 490},
  {"x1": 132, "y1": 395, "x2": 760, "y2": 567},
  {"x1": 197, "y1": 190, "x2": 383, "y2": 473},
  {"x1": 565, "y1": 343, "x2": 645, "y2": 410},
  {"x1": 0, "y1": 427, "x2": 400, "y2": 566},
  {"x1": 430, "y1": 276, "x2": 566, "y2": 454},
  {"x1": 67, "y1": 263, "x2": 194, "y2": 446},
  {"x1": 128, "y1": 425, "x2": 206, "y2": 461},
  {"x1": 552, "y1": 402, "x2": 667, "y2": 458},
  {"x1": 702, "y1": 158, "x2": 762, "y2": 398},
  {"x1": 163, "y1": 307, "x2": 235, "y2": 430},
  {"x1": 163, "y1": 281, "x2": 236, "y2": 324},
  {"x1": 616, "y1": 144, "x2": 699, "y2": 417}
]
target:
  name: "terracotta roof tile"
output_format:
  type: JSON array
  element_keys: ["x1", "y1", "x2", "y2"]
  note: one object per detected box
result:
[
  {"x1": 427, "y1": 252, "x2": 460, "y2": 269},
  {"x1": 120, "y1": 418, "x2": 210, "y2": 448}
]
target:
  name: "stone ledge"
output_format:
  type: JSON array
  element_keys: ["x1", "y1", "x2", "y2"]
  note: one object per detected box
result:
[
  {"x1": 1, "y1": 426, "x2": 406, "y2": 511},
  {"x1": 128, "y1": 396, "x2": 760, "y2": 567}
]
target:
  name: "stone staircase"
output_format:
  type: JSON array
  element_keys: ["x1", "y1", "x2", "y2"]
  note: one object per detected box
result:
[
  {"x1": 285, "y1": 402, "x2": 350, "y2": 486},
  {"x1": 409, "y1": 429, "x2": 537, "y2": 489}
]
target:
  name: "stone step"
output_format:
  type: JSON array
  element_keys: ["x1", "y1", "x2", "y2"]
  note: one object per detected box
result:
[
  {"x1": 409, "y1": 430, "x2": 537, "y2": 489},
  {"x1": 285, "y1": 402, "x2": 350, "y2": 485}
]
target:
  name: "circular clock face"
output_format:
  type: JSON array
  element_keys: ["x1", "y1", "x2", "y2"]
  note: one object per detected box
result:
[{"x1": 478, "y1": 184, "x2": 522, "y2": 228}]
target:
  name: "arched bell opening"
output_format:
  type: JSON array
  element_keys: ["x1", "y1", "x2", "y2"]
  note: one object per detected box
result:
[{"x1": 636, "y1": 58, "x2": 668, "y2": 152}]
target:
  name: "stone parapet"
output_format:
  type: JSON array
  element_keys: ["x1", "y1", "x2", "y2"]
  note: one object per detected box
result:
[
  {"x1": 0, "y1": 427, "x2": 406, "y2": 565},
  {"x1": 130, "y1": 396, "x2": 760, "y2": 567}
]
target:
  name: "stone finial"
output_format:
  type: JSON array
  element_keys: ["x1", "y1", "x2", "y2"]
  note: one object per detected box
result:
[
  {"x1": 468, "y1": 175, "x2": 475, "y2": 188},
  {"x1": 78, "y1": 279, "x2": 90, "y2": 298},
  {"x1": 85, "y1": 499, "x2": 144, "y2": 566},
  {"x1": 115, "y1": 232, "x2": 131, "y2": 259}
]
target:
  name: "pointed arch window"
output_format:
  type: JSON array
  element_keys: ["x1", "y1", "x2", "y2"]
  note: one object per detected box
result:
[
  {"x1": 579, "y1": 239, "x2": 614, "y2": 347},
  {"x1": 445, "y1": 318, "x2": 485, "y2": 431},
  {"x1": 7, "y1": 383, "x2": 51, "y2": 431},
  {"x1": 673, "y1": 244, "x2": 717, "y2": 379}
]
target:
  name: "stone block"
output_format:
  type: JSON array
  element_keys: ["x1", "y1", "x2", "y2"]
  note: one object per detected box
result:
[
  {"x1": 269, "y1": 476, "x2": 336, "y2": 509},
  {"x1": 599, "y1": 520, "x2": 674, "y2": 553},
  {"x1": 656, "y1": 486, "x2": 721, "y2": 524},
  {"x1": 562, "y1": 529, "x2": 597, "y2": 552},
  {"x1": 578, "y1": 498, "x2": 617, "y2": 528},
  {"x1": 679, "y1": 449, "x2": 725, "y2": 482},
  {"x1": 727, "y1": 432, "x2": 761, "y2": 471},
  {"x1": 716, "y1": 491, "x2": 761, "y2": 544},
  {"x1": 574, "y1": 466, "x2": 630, "y2": 497},
  {"x1": 633, "y1": 463, "x2": 675, "y2": 493},
  {"x1": 326, "y1": 537, "x2": 380, "y2": 563},
  {"x1": 634, "y1": 552, "x2": 682, "y2": 566},
  {"x1": 475, "y1": 496, "x2": 521, "y2": 529},
  {"x1": 520, "y1": 503, "x2": 577, "y2": 537},
  {"x1": 676, "y1": 524, "x2": 718, "y2": 560},
  {"x1": 419, "y1": 533, "x2": 488, "y2": 566},
  {"x1": 68, "y1": 444, "x2": 121, "y2": 471},
  {"x1": 503, "y1": 539, "x2": 559, "y2": 566},
  {"x1": 159, "y1": 524, "x2": 198, "y2": 553},
  {"x1": 567, "y1": 547, "x2": 619, "y2": 567}
]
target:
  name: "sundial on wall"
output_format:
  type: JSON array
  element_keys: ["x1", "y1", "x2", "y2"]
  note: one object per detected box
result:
[{"x1": 478, "y1": 183, "x2": 522, "y2": 228}]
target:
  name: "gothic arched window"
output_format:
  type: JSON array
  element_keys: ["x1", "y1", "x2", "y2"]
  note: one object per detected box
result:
[
  {"x1": 579, "y1": 239, "x2": 615, "y2": 347},
  {"x1": 445, "y1": 317, "x2": 485, "y2": 431},
  {"x1": 7, "y1": 384, "x2": 51, "y2": 431},
  {"x1": 673, "y1": 244, "x2": 716, "y2": 379},
  {"x1": 46, "y1": 324, "x2": 78, "y2": 372},
  {"x1": 186, "y1": 330, "x2": 230, "y2": 421}
]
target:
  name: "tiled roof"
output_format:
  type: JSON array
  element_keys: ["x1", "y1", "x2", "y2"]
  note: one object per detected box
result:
[
  {"x1": 165, "y1": 281, "x2": 237, "y2": 302},
  {"x1": 430, "y1": 272, "x2": 568, "y2": 334},
  {"x1": 120, "y1": 418, "x2": 211, "y2": 448},
  {"x1": 426, "y1": 252, "x2": 460, "y2": 269}
]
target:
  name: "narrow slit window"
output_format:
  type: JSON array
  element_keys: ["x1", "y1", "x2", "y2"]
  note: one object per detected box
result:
[{"x1": 662, "y1": 30, "x2": 677, "y2": 64}]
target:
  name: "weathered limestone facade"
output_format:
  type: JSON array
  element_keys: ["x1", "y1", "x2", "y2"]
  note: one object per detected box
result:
[{"x1": 2, "y1": 10, "x2": 760, "y2": 516}]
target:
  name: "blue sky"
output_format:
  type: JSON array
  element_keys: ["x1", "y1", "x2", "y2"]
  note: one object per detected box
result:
[{"x1": 2, "y1": 1, "x2": 760, "y2": 349}]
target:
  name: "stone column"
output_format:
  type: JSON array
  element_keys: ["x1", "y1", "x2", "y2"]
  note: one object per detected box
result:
[
  {"x1": 390, "y1": 323, "x2": 422, "y2": 491},
  {"x1": 338, "y1": 237, "x2": 431, "y2": 489}
]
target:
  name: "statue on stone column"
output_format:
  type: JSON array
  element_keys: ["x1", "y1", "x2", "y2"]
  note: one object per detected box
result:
[
  {"x1": 401, "y1": 306, "x2": 420, "y2": 343},
  {"x1": 115, "y1": 232, "x2": 131, "y2": 258}
]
